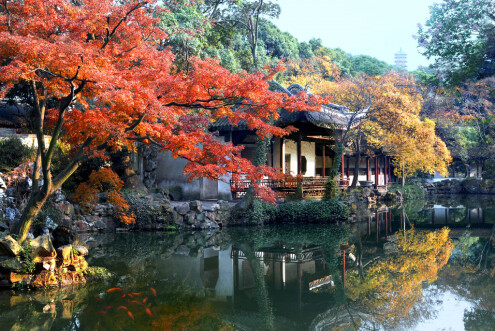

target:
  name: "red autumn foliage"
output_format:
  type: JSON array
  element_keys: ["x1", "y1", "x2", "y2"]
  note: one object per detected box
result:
[
  {"x1": 73, "y1": 168, "x2": 134, "y2": 224},
  {"x1": 0, "y1": 0, "x2": 324, "y2": 241}
]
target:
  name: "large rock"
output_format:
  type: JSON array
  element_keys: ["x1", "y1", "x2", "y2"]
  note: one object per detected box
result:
[
  {"x1": 74, "y1": 246, "x2": 88, "y2": 256},
  {"x1": 0, "y1": 235, "x2": 22, "y2": 256},
  {"x1": 31, "y1": 234, "x2": 56, "y2": 260},
  {"x1": 0, "y1": 221, "x2": 9, "y2": 232},
  {"x1": 0, "y1": 257, "x2": 23, "y2": 272},
  {"x1": 189, "y1": 200, "x2": 203, "y2": 213},
  {"x1": 185, "y1": 212, "x2": 196, "y2": 225},
  {"x1": 56, "y1": 245, "x2": 73, "y2": 265},
  {"x1": 94, "y1": 220, "x2": 107, "y2": 230},
  {"x1": 175, "y1": 203, "x2": 190, "y2": 215},
  {"x1": 52, "y1": 226, "x2": 75, "y2": 249}
]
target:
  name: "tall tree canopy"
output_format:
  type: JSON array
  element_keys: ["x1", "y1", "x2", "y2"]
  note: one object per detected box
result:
[
  {"x1": 0, "y1": 0, "x2": 321, "y2": 242},
  {"x1": 416, "y1": 0, "x2": 495, "y2": 84}
]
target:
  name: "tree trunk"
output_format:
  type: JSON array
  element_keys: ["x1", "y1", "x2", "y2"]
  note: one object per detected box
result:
[
  {"x1": 401, "y1": 165, "x2": 405, "y2": 187},
  {"x1": 350, "y1": 138, "x2": 360, "y2": 188},
  {"x1": 16, "y1": 187, "x2": 52, "y2": 244},
  {"x1": 330, "y1": 140, "x2": 344, "y2": 178}
]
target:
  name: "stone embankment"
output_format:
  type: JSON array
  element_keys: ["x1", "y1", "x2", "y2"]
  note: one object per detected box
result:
[
  {"x1": 67, "y1": 197, "x2": 233, "y2": 232},
  {"x1": 422, "y1": 178, "x2": 495, "y2": 195}
]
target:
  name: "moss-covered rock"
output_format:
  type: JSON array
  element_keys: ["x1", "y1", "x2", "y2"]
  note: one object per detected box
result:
[{"x1": 83, "y1": 266, "x2": 113, "y2": 281}]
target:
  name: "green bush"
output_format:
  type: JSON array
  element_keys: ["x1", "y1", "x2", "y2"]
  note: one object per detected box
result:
[
  {"x1": 276, "y1": 199, "x2": 348, "y2": 223},
  {"x1": 0, "y1": 137, "x2": 35, "y2": 172},
  {"x1": 230, "y1": 198, "x2": 278, "y2": 224}
]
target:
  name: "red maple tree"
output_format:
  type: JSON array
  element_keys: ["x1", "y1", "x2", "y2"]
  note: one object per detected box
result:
[{"x1": 0, "y1": 0, "x2": 322, "y2": 242}]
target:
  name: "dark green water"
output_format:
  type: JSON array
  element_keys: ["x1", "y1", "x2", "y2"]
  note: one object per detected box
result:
[{"x1": 0, "y1": 196, "x2": 494, "y2": 330}]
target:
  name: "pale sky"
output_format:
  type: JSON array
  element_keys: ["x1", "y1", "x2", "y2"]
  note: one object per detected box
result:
[{"x1": 273, "y1": 0, "x2": 438, "y2": 71}]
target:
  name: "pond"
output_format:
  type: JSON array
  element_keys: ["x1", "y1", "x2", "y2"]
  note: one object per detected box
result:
[{"x1": 0, "y1": 196, "x2": 494, "y2": 330}]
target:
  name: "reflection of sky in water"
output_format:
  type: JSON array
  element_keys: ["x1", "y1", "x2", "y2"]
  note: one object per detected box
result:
[{"x1": 413, "y1": 286, "x2": 475, "y2": 331}]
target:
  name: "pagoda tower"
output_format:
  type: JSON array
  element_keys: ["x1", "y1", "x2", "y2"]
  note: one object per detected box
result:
[{"x1": 394, "y1": 48, "x2": 407, "y2": 71}]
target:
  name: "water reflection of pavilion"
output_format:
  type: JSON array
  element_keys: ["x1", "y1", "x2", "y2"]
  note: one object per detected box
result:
[
  {"x1": 415, "y1": 204, "x2": 493, "y2": 229},
  {"x1": 230, "y1": 244, "x2": 333, "y2": 319},
  {"x1": 232, "y1": 244, "x2": 331, "y2": 292}
]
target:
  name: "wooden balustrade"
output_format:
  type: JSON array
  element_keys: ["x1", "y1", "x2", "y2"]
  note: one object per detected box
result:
[{"x1": 230, "y1": 177, "x2": 334, "y2": 199}]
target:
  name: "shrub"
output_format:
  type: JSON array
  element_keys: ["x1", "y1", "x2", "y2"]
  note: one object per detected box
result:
[
  {"x1": 230, "y1": 198, "x2": 278, "y2": 224},
  {"x1": 276, "y1": 199, "x2": 348, "y2": 223},
  {"x1": 0, "y1": 137, "x2": 35, "y2": 172},
  {"x1": 389, "y1": 184, "x2": 426, "y2": 200}
]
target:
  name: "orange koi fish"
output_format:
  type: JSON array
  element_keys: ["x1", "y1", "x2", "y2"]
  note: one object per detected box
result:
[
  {"x1": 97, "y1": 310, "x2": 107, "y2": 315},
  {"x1": 127, "y1": 293, "x2": 134, "y2": 298},
  {"x1": 120, "y1": 294, "x2": 126, "y2": 298},
  {"x1": 142, "y1": 297, "x2": 148, "y2": 304},
  {"x1": 131, "y1": 292, "x2": 142, "y2": 296},
  {"x1": 145, "y1": 308, "x2": 154, "y2": 317},
  {"x1": 117, "y1": 306, "x2": 128, "y2": 311},
  {"x1": 150, "y1": 287, "x2": 157, "y2": 297},
  {"x1": 106, "y1": 287, "x2": 123, "y2": 293},
  {"x1": 127, "y1": 311, "x2": 134, "y2": 320},
  {"x1": 94, "y1": 297, "x2": 102, "y2": 302},
  {"x1": 104, "y1": 306, "x2": 113, "y2": 310},
  {"x1": 129, "y1": 300, "x2": 143, "y2": 305}
]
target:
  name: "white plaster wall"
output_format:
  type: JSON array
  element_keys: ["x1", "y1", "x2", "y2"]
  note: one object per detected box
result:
[
  {"x1": 284, "y1": 140, "x2": 315, "y2": 176},
  {"x1": 154, "y1": 136, "x2": 232, "y2": 200},
  {"x1": 0, "y1": 131, "x2": 51, "y2": 149}
]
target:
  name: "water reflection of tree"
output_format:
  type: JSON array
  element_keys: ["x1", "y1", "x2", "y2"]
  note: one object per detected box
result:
[
  {"x1": 437, "y1": 226, "x2": 495, "y2": 330},
  {"x1": 312, "y1": 228, "x2": 454, "y2": 330}
]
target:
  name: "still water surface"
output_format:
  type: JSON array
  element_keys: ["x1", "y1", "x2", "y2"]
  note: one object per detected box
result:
[{"x1": 0, "y1": 196, "x2": 494, "y2": 330}]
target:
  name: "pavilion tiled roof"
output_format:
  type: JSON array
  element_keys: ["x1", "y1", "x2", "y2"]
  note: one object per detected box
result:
[{"x1": 210, "y1": 83, "x2": 369, "y2": 131}]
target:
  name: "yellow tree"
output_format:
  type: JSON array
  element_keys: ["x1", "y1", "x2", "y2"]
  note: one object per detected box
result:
[{"x1": 364, "y1": 73, "x2": 452, "y2": 185}]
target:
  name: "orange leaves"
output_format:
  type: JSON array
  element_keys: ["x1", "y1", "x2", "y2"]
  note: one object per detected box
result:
[
  {"x1": 0, "y1": 0, "x2": 326, "y2": 205},
  {"x1": 73, "y1": 169, "x2": 134, "y2": 224}
]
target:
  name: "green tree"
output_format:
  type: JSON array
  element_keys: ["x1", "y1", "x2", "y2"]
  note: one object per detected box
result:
[
  {"x1": 350, "y1": 55, "x2": 392, "y2": 76},
  {"x1": 416, "y1": 0, "x2": 495, "y2": 84}
]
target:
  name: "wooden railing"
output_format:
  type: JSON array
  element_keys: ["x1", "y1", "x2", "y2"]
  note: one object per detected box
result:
[{"x1": 230, "y1": 176, "x2": 335, "y2": 200}]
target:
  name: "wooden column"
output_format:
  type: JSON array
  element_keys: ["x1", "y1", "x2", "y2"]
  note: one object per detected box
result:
[
  {"x1": 297, "y1": 134, "x2": 302, "y2": 175},
  {"x1": 384, "y1": 156, "x2": 388, "y2": 187},
  {"x1": 280, "y1": 138, "x2": 284, "y2": 174},
  {"x1": 375, "y1": 157, "x2": 379, "y2": 187},
  {"x1": 346, "y1": 156, "x2": 350, "y2": 179},
  {"x1": 322, "y1": 144, "x2": 326, "y2": 177},
  {"x1": 341, "y1": 153, "x2": 345, "y2": 179},
  {"x1": 366, "y1": 157, "x2": 370, "y2": 181}
]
